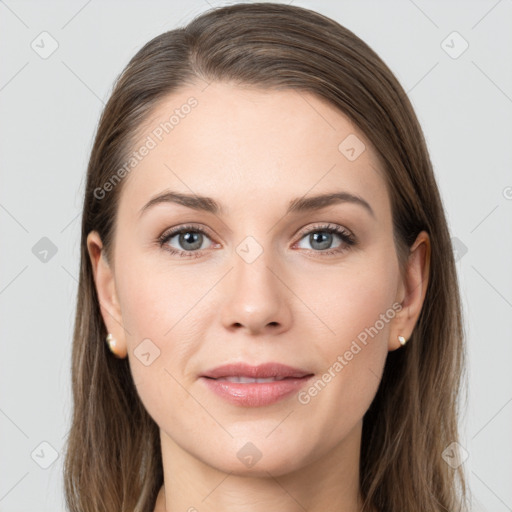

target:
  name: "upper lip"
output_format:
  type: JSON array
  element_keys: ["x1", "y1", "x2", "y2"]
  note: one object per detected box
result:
[{"x1": 201, "y1": 362, "x2": 313, "y2": 379}]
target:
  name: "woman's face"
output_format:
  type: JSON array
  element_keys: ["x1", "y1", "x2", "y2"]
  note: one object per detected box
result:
[{"x1": 88, "y1": 82, "x2": 424, "y2": 477}]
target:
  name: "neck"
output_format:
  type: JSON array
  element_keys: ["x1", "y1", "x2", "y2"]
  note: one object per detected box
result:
[{"x1": 154, "y1": 420, "x2": 366, "y2": 512}]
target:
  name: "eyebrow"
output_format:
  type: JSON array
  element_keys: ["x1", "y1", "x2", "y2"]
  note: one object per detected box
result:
[{"x1": 138, "y1": 190, "x2": 375, "y2": 219}]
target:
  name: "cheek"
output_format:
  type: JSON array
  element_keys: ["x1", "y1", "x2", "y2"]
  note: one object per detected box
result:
[
  {"x1": 114, "y1": 251, "x2": 215, "y2": 416},
  {"x1": 294, "y1": 250, "x2": 398, "y2": 421},
  {"x1": 299, "y1": 249, "x2": 399, "y2": 348},
  {"x1": 115, "y1": 249, "x2": 198, "y2": 341}
]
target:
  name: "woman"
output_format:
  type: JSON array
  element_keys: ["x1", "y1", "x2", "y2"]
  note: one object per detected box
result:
[{"x1": 63, "y1": 3, "x2": 469, "y2": 511}]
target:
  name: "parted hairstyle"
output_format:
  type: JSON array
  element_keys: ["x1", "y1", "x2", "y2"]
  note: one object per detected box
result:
[{"x1": 63, "y1": 3, "x2": 469, "y2": 511}]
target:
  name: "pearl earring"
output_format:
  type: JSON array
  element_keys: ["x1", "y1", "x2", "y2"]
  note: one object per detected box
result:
[
  {"x1": 398, "y1": 335, "x2": 407, "y2": 346},
  {"x1": 106, "y1": 333, "x2": 117, "y2": 354}
]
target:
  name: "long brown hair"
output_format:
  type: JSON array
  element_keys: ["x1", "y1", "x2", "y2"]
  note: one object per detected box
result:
[{"x1": 63, "y1": 3, "x2": 469, "y2": 511}]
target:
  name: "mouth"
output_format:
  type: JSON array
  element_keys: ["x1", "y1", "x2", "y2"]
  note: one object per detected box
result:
[
  {"x1": 207, "y1": 376, "x2": 299, "y2": 383},
  {"x1": 201, "y1": 361, "x2": 313, "y2": 380},
  {"x1": 200, "y1": 362, "x2": 314, "y2": 407}
]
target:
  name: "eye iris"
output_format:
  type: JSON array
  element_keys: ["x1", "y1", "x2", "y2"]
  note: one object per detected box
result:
[
  {"x1": 180, "y1": 231, "x2": 203, "y2": 250},
  {"x1": 310, "y1": 231, "x2": 332, "y2": 250}
]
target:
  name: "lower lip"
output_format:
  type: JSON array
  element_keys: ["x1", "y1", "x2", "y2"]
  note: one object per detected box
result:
[{"x1": 200, "y1": 376, "x2": 313, "y2": 407}]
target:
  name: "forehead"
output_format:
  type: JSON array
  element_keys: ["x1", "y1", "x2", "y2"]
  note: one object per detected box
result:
[{"x1": 117, "y1": 82, "x2": 390, "y2": 221}]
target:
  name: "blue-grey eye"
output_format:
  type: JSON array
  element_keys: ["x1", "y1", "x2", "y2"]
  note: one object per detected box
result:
[
  {"x1": 297, "y1": 230, "x2": 344, "y2": 251},
  {"x1": 161, "y1": 229, "x2": 213, "y2": 252}
]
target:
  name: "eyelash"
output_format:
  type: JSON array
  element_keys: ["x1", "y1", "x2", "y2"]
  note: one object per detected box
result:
[{"x1": 157, "y1": 222, "x2": 357, "y2": 259}]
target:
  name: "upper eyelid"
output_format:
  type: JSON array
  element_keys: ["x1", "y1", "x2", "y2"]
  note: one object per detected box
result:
[
  {"x1": 160, "y1": 223, "x2": 215, "y2": 242},
  {"x1": 296, "y1": 223, "x2": 352, "y2": 237}
]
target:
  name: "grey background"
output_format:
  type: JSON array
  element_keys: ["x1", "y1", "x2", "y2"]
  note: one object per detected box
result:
[{"x1": 1, "y1": 0, "x2": 511, "y2": 510}]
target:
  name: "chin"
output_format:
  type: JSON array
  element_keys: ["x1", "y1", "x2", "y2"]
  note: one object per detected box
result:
[
  {"x1": 200, "y1": 437, "x2": 310, "y2": 478},
  {"x1": 212, "y1": 455, "x2": 305, "y2": 478}
]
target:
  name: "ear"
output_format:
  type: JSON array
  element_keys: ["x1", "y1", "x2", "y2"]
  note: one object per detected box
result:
[
  {"x1": 86, "y1": 230, "x2": 128, "y2": 358},
  {"x1": 389, "y1": 230, "x2": 431, "y2": 351}
]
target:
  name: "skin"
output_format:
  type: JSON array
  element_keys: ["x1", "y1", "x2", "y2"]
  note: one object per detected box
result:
[{"x1": 87, "y1": 82, "x2": 430, "y2": 512}]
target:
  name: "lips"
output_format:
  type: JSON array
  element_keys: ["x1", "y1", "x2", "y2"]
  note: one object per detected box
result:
[
  {"x1": 217, "y1": 376, "x2": 287, "y2": 383},
  {"x1": 200, "y1": 362, "x2": 314, "y2": 407},
  {"x1": 200, "y1": 362, "x2": 313, "y2": 380}
]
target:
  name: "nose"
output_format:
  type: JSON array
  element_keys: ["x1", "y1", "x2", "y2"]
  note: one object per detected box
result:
[{"x1": 219, "y1": 242, "x2": 292, "y2": 336}]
